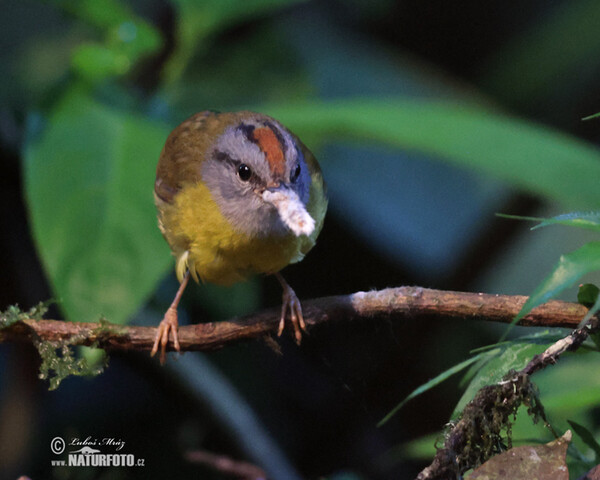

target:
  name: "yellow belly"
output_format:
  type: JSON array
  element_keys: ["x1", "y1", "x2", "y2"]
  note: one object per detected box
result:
[{"x1": 156, "y1": 181, "x2": 308, "y2": 285}]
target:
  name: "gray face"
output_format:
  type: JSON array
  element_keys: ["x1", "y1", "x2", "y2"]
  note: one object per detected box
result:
[{"x1": 201, "y1": 116, "x2": 312, "y2": 238}]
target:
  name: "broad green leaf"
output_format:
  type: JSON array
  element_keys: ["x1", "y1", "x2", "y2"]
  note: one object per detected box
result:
[
  {"x1": 459, "y1": 350, "x2": 497, "y2": 389},
  {"x1": 24, "y1": 88, "x2": 172, "y2": 325},
  {"x1": 498, "y1": 212, "x2": 600, "y2": 232},
  {"x1": 515, "y1": 242, "x2": 600, "y2": 322},
  {"x1": 378, "y1": 350, "x2": 492, "y2": 427},
  {"x1": 264, "y1": 99, "x2": 600, "y2": 210}
]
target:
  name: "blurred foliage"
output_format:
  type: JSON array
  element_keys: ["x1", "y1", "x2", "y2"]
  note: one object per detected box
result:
[
  {"x1": 18, "y1": 0, "x2": 600, "y2": 329},
  {"x1": 481, "y1": 0, "x2": 600, "y2": 110},
  {"x1": 60, "y1": 0, "x2": 163, "y2": 81},
  {"x1": 391, "y1": 208, "x2": 600, "y2": 471},
  {"x1": 265, "y1": 100, "x2": 600, "y2": 210},
  {"x1": 393, "y1": 334, "x2": 600, "y2": 475},
  {"x1": 5, "y1": 0, "x2": 600, "y2": 478},
  {"x1": 25, "y1": 87, "x2": 171, "y2": 326},
  {"x1": 164, "y1": 0, "x2": 308, "y2": 84}
]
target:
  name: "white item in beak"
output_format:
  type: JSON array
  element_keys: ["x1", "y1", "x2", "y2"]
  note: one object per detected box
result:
[{"x1": 262, "y1": 189, "x2": 315, "y2": 236}]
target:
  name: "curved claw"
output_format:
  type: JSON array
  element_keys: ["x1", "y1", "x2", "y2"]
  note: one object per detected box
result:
[
  {"x1": 151, "y1": 306, "x2": 181, "y2": 365},
  {"x1": 276, "y1": 274, "x2": 307, "y2": 344}
]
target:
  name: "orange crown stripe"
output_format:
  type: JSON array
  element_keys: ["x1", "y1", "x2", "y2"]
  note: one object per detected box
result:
[{"x1": 253, "y1": 127, "x2": 285, "y2": 176}]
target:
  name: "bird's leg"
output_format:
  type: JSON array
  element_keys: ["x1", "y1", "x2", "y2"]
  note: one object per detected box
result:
[
  {"x1": 151, "y1": 270, "x2": 190, "y2": 364},
  {"x1": 274, "y1": 272, "x2": 307, "y2": 344}
]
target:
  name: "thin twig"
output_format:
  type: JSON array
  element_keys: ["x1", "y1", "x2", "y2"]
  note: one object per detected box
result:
[{"x1": 0, "y1": 287, "x2": 589, "y2": 352}]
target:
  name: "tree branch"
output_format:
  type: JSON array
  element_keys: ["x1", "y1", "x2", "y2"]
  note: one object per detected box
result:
[{"x1": 0, "y1": 287, "x2": 589, "y2": 352}]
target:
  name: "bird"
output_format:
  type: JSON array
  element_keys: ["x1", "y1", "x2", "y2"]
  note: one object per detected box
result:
[{"x1": 151, "y1": 110, "x2": 327, "y2": 363}]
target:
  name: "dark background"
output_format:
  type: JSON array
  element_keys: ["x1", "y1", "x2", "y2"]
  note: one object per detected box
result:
[{"x1": 2, "y1": 1, "x2": 600, "y2": 479}]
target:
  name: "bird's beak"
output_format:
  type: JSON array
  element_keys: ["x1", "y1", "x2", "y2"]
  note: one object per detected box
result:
[{"x1": 261, "y1": 185, "x2": 315, "y2": 236}]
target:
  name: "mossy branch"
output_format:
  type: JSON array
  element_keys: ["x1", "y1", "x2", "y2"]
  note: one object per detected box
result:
[
  {"x1": 0, "y1": 287, "x2": 589, "y2": 353},
  {"x1": 0, "y1": 287, "x2": 594, "y2": 470},
  {"x1": 416, "y1": 316, "x2": 600, "y2": 480}
]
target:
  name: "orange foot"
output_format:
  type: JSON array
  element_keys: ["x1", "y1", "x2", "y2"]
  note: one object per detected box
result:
[
  {"x1": 276, "y1": 273, "x2": 307, "y2": 344},
  {"x1": 151, "y1": 270, "x2": 190, "y2": 364},
  {"x1": 151, "y1": 306, "x2": 181, "y2": 365}
]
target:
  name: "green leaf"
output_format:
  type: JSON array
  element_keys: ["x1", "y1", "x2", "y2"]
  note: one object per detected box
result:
[
  {"x1": 72, "y1": 43, "x2": 131, "y2": 80},
  {"x1": 578, "y1": 284, "x2": 600, "y2": 305},
  {"x1": 515, "y1": 242, "x2": 600, "y2": 323},
  {"x1": 575, "y1": 283, "x2": 600, "y2": 331},
  {"x1": 56, "y1": 0, "x2": 163, "y2": 82},
  {"x1": 378, "y1": 350, "x2": 492, "y2": 427},
  {"x1": 582, "y1": 112, "x2": 600, "y2": 121},
  {"x1": 530, "y1": 212, "x2": 600, "y2": 232},
  {"x1": 498, "y1": 212, "x2": 600, "y2": 232},
  {"x1": 24, "y1": 88, "x2": 172, "y2": 325},
  {"x1": 568, "y1": 420, "x2": 600, "y2": 459},
  {"x1": 576, "y1": 283, "x2": 600, "y2": 332},
  {"x1": 453, "y1": 339, "x2": 554, "y2": 418},
  {"x1": 264, "y1": 99, "x2": 600, "y2": 210}
]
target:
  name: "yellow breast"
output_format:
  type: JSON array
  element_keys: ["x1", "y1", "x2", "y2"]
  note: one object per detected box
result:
[{"x1": 156, "y1": 181, "x2": 309, "y2": 286}]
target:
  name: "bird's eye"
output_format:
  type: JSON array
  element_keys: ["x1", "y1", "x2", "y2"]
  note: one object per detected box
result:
[
  {"x1": 290, "y1": 163, "x2": 301, "y2": 182},
  {"x1": 238, "y1": 163, "x2": 252, "y2": 181}
]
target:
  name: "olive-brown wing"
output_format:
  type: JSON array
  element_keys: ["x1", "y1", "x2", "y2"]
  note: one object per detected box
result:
[{"x1": 155, "y1": 110, "x2": 222, "y2": 204}]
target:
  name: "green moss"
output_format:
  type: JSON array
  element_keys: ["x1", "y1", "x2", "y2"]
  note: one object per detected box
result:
[
  {"x1": 1, "y1": 302, "x2": 108, "y2": 390},
  {"x1": 0, "y1": 301, "x2": 51, "y2": 328},
  {"x1": 93, "y1": 317, "x2": 127, "y2": 336},
  {"x1": 34, "y1": 337, "x2": 107, "y2": 391},
  {"x1": 446, "y1": 371, "x2": 552, "y2": 474},
  {"x1": 34, "y1": 318, "x2": 111, "y2": 390}
]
